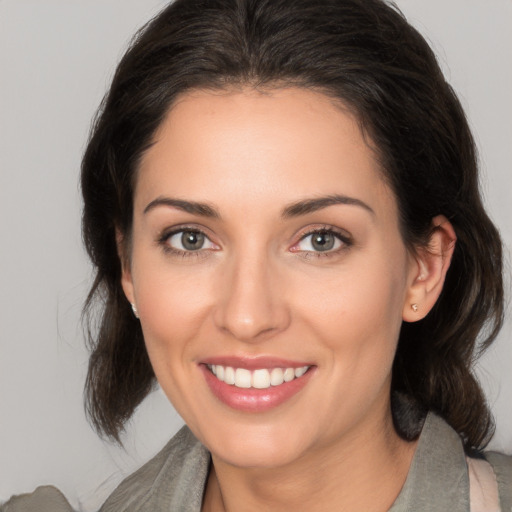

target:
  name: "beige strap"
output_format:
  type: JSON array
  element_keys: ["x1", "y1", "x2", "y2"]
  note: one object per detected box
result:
[{"x1": 467, "y1": 457, "x2": 501, "y2": 512}]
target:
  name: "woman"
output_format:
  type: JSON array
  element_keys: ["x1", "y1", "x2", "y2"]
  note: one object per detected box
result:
[{"x1": 3, "y1": 0, "x2": 510, "y2": 510}]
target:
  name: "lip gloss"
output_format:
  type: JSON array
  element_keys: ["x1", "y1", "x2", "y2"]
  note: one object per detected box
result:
[{"x1": 199, "y1": 359, "x2": 314, "y2": 412}]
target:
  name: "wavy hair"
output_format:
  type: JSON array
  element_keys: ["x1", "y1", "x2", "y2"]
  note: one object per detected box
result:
[{"x1": 81, "y1": 0, "x2": 504, "y2": 448}]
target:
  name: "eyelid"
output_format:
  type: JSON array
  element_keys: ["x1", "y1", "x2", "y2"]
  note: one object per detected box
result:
[
  {"x1": 289, "y1": 225, "x2": 353, "y2": 255},
  {"x1": 156, "y1": 223, "x2": 352, "y2": 259},
  {"x1": 157, "y1": 224, "x2": 220, "y2": 256},
  {"x1": 169, "y1": 230, "x2": 216, "y2": 250}
]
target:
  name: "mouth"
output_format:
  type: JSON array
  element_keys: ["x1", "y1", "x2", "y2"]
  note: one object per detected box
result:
[
  {"x1": 206, "y1": 364, "x2": 310, "y2": 389},
  {"x1": 200, "y1": 358, "x2": 315, "y2": 412}
]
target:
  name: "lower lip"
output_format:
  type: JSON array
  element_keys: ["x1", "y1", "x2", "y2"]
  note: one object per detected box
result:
[{"x1": 200, "y1": 365, "x2": 314, "y2": 412}]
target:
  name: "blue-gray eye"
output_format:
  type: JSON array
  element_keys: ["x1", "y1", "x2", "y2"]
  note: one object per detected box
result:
[
  {"x1": 182, "y1": 231, "x2": 205, "y2": 250},
  {"x1": 297, "y1": 230, "x2": 343, "y2": 252},
  {"x1": 167, "y1": 230, "x2": 215, "y2": 251},
  {"x1": 311, "y1": 231, "x2": 336, "y2": 251}
]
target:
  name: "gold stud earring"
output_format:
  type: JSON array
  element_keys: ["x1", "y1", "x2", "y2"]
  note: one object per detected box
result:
[
  {"x1": 411, "y1": 303, "x2": 419, "y2": 312},
  {"x1": 131, "y1": 303, "x2": 139, "y2": 319}
]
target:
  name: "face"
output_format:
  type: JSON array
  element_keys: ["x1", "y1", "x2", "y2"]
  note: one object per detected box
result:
[{"x1": 122, "y1": 88, "x2": 420, "y2": 468}]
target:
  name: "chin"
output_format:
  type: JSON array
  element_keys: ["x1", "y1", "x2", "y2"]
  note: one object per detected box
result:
[{"x1": 201, "y1": 420, "x2": 316, "y2": 469}]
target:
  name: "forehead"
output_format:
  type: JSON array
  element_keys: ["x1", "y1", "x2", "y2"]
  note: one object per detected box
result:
[{"x1": 136, "y1": 87, "x2": 395, "y2": 219}]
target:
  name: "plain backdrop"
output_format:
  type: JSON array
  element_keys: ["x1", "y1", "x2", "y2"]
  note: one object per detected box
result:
[{"x1": 0, "y1": 1, "x2": 511, "y2": 510}]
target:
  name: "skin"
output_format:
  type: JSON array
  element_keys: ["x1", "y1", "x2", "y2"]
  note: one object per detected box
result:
[{"x1": 121, "y1": 87, "x2": 455, "y2": 511}]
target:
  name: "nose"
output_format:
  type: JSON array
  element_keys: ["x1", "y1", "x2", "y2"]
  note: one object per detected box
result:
[{"x1": 213, "y1": 251, "x2": 290, "y2": 342}]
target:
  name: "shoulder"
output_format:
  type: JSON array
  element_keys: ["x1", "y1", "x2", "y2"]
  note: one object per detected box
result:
[
  {"x1": 100, "y1": 425, "x2": 210, "y2": 512},
  {"x1": 0, "y1": 486, "x2": 74, "y2": 512},
  {"x1": 483, "y1": 450, "x2": 512, "y2": 511},
  {"x1": 390, "y1": 411, "x2": 510, "y2": 512}
]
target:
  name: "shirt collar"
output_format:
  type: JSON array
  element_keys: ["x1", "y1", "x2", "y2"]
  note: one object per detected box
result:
[{"x1": 389, "y1": 411, "x2": 470, "y2": 512}]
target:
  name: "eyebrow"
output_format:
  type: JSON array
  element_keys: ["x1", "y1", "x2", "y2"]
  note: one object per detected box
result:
[
  {"x1": 281, "y1": 194, "x2": 375, "y2": 218},
  {"x1": 143, "y1": 197, "x2": 220, "y2": 218},
  {"x1": 143, "y1": 194, "x2": 374, "y2": 219}
]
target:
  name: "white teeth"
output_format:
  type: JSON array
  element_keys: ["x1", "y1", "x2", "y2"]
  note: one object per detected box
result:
[
  {"x1": 235, "y1": 368, "x2": 252, "y2": 388},
  {"x1": 295, "y1": 366, "x2": 308, "y2": 378},
  {"x1": 208, "y1": 364, "x2": 310, "y2": 389},
  {"x1": 224, "y1": 366, "x2": 235, "y2": 385},
  {"x1": 283, "y1": 367, "x2": 295, "y2": 382},
  {"x1": 252, "y1": 369, "x2": 271, "y2": 389},
  {"x1": 270, "y1": 368, "x2": 284, "y2": 386}
]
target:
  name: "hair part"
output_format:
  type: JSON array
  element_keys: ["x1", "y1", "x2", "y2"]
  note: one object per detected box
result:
[{"x1": 82, "y1": 0, "x2": 503, "y2": 447}]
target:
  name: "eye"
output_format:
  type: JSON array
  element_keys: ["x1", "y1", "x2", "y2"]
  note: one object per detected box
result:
[
  {"x1": 293, "y1": 229, "x2": 350, "y2": 254},
  {"x1": 164, "y1": 229, "x2": 217, "y2": 252}
]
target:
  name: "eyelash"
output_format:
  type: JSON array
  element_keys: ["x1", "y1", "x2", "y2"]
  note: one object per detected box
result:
[
  {"x1": 157, "y1": 224, "x2": 353, "y2": 259},
  {"x1": 292, "y1": 225, "x2": 353, "y2": 259},
  {"x1": 157, "y1": 226, "x2": 214, "y2": 260}
]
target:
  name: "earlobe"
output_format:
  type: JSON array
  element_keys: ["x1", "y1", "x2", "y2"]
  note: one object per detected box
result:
[{"x1": 403, "y1": 215, "x2": 456, "y2": 322}]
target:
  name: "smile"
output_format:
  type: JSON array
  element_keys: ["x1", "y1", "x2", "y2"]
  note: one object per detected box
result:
[
  {"x1": 201, "y1": 359, "x2": 315, "y2": 412},
  {"x1": 207, "y1": 364, "x2": 310, "y2": 389}
]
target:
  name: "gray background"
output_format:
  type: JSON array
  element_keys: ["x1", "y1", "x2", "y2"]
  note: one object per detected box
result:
[{"x1": 0, "y1": 1, "x2": 510, "y2": 510}]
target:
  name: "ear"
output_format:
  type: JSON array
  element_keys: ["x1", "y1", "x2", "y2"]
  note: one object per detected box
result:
[
  {"x1": 402, "y1": 215, "x2": 456, "y2": 322},
  {"x1": 116, "y1": 228, "x2": 136, "y2": 306}
]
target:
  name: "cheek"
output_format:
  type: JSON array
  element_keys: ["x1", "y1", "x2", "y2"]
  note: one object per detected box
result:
[
  {"x1": 297, "y1": 248, "x2": 409, "y2": 377},
  {"x1": 305, "y1": 261, "x2": 405, "y2": 335},
  {"x1": 134, "y1": 267, "x2": 217, "y2": 419},
  {"x1": 133, "y1": 259, "x2": 216, "y2": 370}
]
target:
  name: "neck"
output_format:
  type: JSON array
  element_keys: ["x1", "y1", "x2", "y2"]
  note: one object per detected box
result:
[{"x1": 202, "y1": 403, "x2": 418, "y2": 512}]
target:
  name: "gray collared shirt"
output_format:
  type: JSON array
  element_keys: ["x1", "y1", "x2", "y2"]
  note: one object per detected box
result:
[
  {"x1": 3, "y1": 412, "x2": 510, "y2": 511},
  {"x1": 98, "y1": 412, "x2": 511, "y2": 511}
]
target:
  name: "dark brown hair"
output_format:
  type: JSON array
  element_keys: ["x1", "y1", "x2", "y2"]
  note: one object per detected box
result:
[{"x1": 81, "y1": 0, "x2": 504, "y2": 448}]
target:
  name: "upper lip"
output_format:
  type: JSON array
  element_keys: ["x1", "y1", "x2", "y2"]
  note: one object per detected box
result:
[{"x1": 200, "y1": 355, "x2": 313, "y2": 370}]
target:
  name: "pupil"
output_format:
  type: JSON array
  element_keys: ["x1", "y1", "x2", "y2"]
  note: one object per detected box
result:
[
  {"x1": 312, "y1": 232, "x2": 334, "y2": 251},
  {"x1": 181, "y1": 231, "x2": 204, "y2": 250}
]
